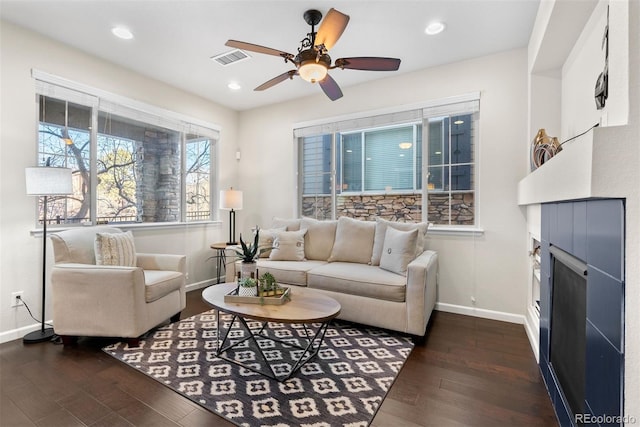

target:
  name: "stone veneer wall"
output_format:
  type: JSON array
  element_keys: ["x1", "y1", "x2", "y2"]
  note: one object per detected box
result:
[
  {"x1": 302, "y1": 192, "x2": 474, "y2": 224},
  {"x1": 136, "y1": 130, "x2": 181, "y2": 222}
]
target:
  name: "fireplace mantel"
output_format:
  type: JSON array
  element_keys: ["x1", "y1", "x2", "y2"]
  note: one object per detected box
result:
[{"x1": 517, "y1": 124, "x2": 634, "y2": 206}]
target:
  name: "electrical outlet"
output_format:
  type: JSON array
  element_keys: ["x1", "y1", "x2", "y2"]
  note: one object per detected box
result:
[{"x1": 11, "y1": 291, "x2": 24, "y2": 308}]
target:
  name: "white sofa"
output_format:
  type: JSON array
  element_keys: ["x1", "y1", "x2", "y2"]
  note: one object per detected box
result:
[{"x1": 227, "y1": 216, "x2": 438, "y2": 339}]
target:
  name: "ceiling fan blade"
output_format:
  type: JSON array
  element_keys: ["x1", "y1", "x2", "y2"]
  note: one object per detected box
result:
[
  {"x1": 254, "y1": 70, "x2": 297, "y2": 91},
  {"x1": 319, "y1": 74, "x2": 343, "y2": 101},
  {"x1": 225, "y1": 40, "x2": 294, "y2": 60},
  {"x1": 335, "y1": 57, "x2": 401, "y2": 71},
  {"x1": 315, "y1": 8, "x2": 350, "y2": 51}
]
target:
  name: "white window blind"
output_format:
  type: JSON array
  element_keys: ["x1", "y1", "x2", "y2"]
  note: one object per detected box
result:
[
  {"x1": 294, "y1": 109, "x2": 422, "y2": 138},
  {"x1": 35, "y1": 80, "x2": 98, "y2": 108}
]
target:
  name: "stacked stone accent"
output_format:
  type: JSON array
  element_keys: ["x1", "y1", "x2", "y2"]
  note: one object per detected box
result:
[
  {"x1": 302, "y1": 192, "x2": 474, "y2": 225},
  {"x1": 136, "y1": 130, "x2": 181, "y2": 222},
  {"x1": 427, "y1": 192, "x2": 475, "y2": 225}
]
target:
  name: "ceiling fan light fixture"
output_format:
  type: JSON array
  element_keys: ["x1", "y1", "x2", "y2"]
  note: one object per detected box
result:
[
  {"x1": 299, "y1": 60, "x2": 328, "y2": 83},
  {"x1": 111, "y1": 26, "x2": 134, "y2": 40},
  {"x1": 425, "y1": 21, "x2": 446, "y2": 35}
]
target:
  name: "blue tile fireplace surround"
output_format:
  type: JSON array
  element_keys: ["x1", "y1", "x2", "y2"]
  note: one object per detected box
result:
[{"x1": 540, "y1": 200, "x2": 625, "y2": 426}]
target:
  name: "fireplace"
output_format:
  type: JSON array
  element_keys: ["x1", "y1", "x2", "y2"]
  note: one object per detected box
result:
[
  {"x1": 540, "y1": 200, "x2": 624, "y2": 426},
  {"x1": 549, "y1": 246, "x2": 587, "y2": 420}
]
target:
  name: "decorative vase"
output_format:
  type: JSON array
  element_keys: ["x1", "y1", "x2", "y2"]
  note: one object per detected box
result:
[
  {"x1": 240, "y1": 261, "x2": 257, "y2": 279},
  {"x1": 238, "y1": 285, "x2": 257, "y2": 297}
]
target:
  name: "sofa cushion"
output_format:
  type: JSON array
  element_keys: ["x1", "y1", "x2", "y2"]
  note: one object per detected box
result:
[
  {"x1": 379, "y1": 227, "x2": 418, "y2": 276},
  {"x1": 258, "y1": 227, "x2": 286, "y2": 258},
  {"x1": 256, "y1": 259, "x2": 328, "y2": 287},
  {"x1": 301, "y1": 218, "x2": 337, "y2": 261},
  {"x1": 328, "y1": 217, "x2": 376, "y2": 264},
  {"x1": 271, "y1": 217, "x2": 301, "y2": 231},
  {"x1": 371, "y1": 218, "x2": 429, "y2": 265},
  {"x1": 144, "y1": 270, "x2": 184, "y2": 303},
  {"x1": 269, "y1": 229, "x2": 307, "y2": 261},
  {"x1": 308, "y1": 262, "x2": 406, "y2": 302},
  {"x1": 95, "y1": 231, "x2": 137, "y2": 267}
]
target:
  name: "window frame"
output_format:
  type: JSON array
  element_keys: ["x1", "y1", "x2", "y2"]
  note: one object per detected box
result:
[
  {"x1": 295, "y1": 93, "x2": 481, "y2": 230},
  {"x1": 33, "y1": 71, "x2": 220, "y2": 228}
]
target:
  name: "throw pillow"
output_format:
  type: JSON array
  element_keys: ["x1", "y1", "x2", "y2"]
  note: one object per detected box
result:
[
  {"x1": 371, "y1": 218, "x2": 429, "y2": 265},
  {"x1": 300, "y1": 217, "x2": 337, "y2": 261},
  {"x1": 257, "y1": 227, "x2": 286, "y2": 258},
  {"x1": 271, "y1": 217, "x2": 301, "y2": 231},
  {"x1": 269, "y1": 229, "x2": 307, "y2": 261},
  {"x1": 327, "y1": 216, "x2": 376, "y2": 264},
  {"x1": 379, "y1": 227, "x2": 419, "y2": 276},
  {"x1": 95, "y1": 231, "x2": 137, "y2": 267}
]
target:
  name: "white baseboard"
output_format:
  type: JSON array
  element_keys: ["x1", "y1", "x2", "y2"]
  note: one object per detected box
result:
[
  {"x1": 0, "y1": 322, "x2": 50, "y2": 345},
  {"x1": 186, "y1": 278, "x2": 216, "y2": 292},
  {"x1": 435, "y1": 302, "x2": 525, "y2": 324},
  {"x1": 524, "y1": 305, "x2": 540, "y2": 363}
]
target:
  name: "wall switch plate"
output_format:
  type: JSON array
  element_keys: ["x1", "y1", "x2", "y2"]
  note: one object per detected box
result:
[{"x1": 11, "y1": 291, "x2": 24, "y2": 308}]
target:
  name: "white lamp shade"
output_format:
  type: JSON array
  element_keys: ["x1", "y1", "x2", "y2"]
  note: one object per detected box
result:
[
  {"x1": 219, "y1": 189, "x2": 243, "y2": 210},
  {"x1": 25, "y1": 167, "x2": 73, "y2": 196}
]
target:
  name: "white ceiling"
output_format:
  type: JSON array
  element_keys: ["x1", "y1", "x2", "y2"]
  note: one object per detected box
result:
[{"x1": 1, "y1": 0, "x2": 540, "y2": 111}]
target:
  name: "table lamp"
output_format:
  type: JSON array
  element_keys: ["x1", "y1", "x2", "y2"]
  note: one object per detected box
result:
[{"x1": 219, "y1": 188, "x2": 243, "y2": 245}]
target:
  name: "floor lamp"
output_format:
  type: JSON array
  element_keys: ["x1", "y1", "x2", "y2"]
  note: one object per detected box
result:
[
  {"x1": 24, "y1": 164, "x2": 73, "y2": 344},
  {"x1": 219, "y1": 188, "x2": 243, "y2": 245}
]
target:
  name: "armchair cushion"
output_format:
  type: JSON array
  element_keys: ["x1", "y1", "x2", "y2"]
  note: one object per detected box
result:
[
  {"x1": 51, "y1": 225, "x2": 115, "y2": 264},
  {"x1": 144, "y1": 270, "x2": 184, "y2": 302},
  {"x1": 95, "y1": 231, "x2": 137, "y2": 266}
]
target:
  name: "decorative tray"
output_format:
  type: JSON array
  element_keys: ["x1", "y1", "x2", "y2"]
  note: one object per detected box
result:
[{"x1": 223, "y1": 287, "x2": 291, "y2": 305}]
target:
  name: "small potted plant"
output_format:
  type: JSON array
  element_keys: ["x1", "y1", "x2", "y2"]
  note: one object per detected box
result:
[
  {"x1": 238, "y1": 277, "x2": 258, "y2": 297},
  {"x1": 233, "y1": 228, "x2": 269, "y2": 278},
  {"x1": 259, "y1": 272, "x2": 277, "y2": 297}
]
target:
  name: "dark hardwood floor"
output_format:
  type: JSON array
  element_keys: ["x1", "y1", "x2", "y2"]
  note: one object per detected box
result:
[{"x1": 1, "y1": 289, "x2": 557, "y2": 426}]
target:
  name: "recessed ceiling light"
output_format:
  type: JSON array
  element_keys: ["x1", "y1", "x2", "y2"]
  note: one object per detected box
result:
[
  {"x1": 454, "y1": 120, "x2": 464, "y2": 125},
  {"x1": 228, "y1": 82, "x2": 241, "y2": 90},
  {"x1": 111, "y1": 26, "x2": 133, "y2": 40},
  {"x1": 425, "y1": 21, "x2": 446, "y2": 35}
]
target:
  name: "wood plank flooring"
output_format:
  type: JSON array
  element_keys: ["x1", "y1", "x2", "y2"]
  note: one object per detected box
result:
[{"x1": 0, "y1": 289, "x2": 558, "y2": 426}]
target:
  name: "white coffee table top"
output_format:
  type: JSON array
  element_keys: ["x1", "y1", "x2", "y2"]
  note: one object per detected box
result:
[{"x1": 202, "y1": 282, "x2": 341, "y2": 324}]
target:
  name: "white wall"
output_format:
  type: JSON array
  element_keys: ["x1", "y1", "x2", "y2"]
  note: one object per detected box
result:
[
  {"x1": 0, "y1": 21, "x2": 239, "y2": 342},
  {"x1": 562, "y1": 0, "x2": 629, "y2": 136},
  {"x1": 236, "y1": 49, "x2": 530, "y2": 320}
]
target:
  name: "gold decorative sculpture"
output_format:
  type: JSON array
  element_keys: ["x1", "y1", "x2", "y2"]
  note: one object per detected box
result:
[{"x1": 531, "y1": 128, "x2": 562, "y2": 170}]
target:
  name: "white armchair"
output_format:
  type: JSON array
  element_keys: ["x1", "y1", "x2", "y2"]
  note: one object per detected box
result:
[{"x1": 50, "y1": 226, "x2": 186, "y2": 347}]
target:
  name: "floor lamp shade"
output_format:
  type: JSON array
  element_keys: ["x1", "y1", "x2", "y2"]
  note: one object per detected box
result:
[
  {"x1": 26, "y1": 167, "x2": 73, "y2": 195},
  {"x1": 24, "y1": 166, "x2": 73, "y2": 344},
  {"x1": 220, "y1": 189, "x2": 243, "y2": 245}
]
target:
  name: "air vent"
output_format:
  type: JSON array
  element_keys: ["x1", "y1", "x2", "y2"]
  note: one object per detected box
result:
[{"x1": 211, "y1": 49, "x2": 250, "y2": 66}]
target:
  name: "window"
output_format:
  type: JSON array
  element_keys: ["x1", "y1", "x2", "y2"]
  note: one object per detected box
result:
[
  {"x1": 297, "y1": 95, "x2": 479, "y2": 226},
  {"x1": 35, "y1": 77, "x2": 219, "y2": 226},
  {"x1": 339, "y1": 124, "x2": 422, "y2": 193}
]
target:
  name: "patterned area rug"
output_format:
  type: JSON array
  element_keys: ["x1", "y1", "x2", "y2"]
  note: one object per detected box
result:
[{"x1": 103, "y1": 310, "x2": 414, "y2": 426}]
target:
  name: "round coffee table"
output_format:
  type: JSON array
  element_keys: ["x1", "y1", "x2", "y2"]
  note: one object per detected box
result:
[{"x1": 202, "y1": 282, "x2": 341, "y2": 381}]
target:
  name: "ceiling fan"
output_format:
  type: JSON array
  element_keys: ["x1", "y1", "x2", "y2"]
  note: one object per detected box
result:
[{"x1": 225, "y1": 8, "x2": 401, "y2": 101}]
